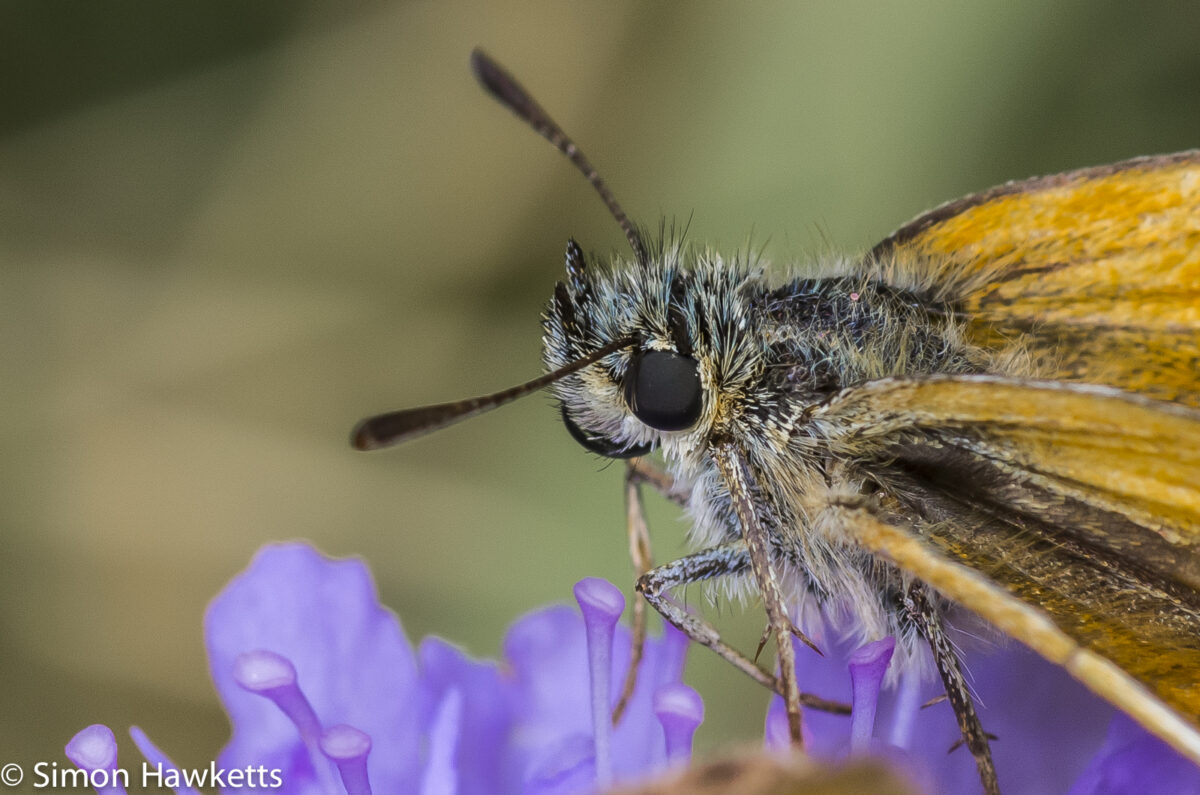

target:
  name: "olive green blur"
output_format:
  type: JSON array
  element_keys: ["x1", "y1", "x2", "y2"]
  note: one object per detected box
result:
[{"x1": 3, "y1": 0, "x2": 1200, "y2": 780}]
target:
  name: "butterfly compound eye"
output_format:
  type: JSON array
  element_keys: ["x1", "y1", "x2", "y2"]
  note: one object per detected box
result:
[{"x1": 624, "y1": 351, "x2": 704, "y2": 431}]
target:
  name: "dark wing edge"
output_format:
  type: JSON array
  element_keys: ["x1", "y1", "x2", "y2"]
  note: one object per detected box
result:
[{"x1": 868, "y1": 150, "x2": 1200, "y2": 258}]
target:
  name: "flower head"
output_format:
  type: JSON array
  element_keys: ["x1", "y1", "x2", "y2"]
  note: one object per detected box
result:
[
  {"x1": 204, "y1": 544, "x2": 420, "y2": 792},
  {"x1": 137, "y1": 543, "x2": 698, "y2": 794},
  {"x1": 64, "y1": 543, "x2": 1200, "y2": 794},
  {"x1": 763, "y1": 618, "x2": 1200, "y2": 794}
]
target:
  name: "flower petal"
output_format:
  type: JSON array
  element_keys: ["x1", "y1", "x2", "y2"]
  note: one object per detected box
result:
[
  {"x1": 204, "y1": 543, "x2": 420, "y2": 792},
  {"x1": 1068, "y1": 713, "x2": 1200, "y2": 795},
  {"x1": 417, "y1": 637, "x2": 514, "y2": 793}
]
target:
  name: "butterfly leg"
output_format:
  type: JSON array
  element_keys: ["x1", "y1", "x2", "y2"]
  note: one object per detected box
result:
[
  {"x1": 627, "y1": 455, "x2": 690, "y2": 507},
  {"x1": 710, "y1": 440, "x2": 807, "y2": 746},
  {"x1": 637, "y1": 541, "x2": 779, "y2": 689},
  {"x1": 904, "y1": 584, "x2": 1000, "y2": 795},
  {"x1": 637, "y1": 541, "x2": 850, "y2": 720},
  {"x1": 613, "y1": 457, "x2": 689, "y2": 724}
]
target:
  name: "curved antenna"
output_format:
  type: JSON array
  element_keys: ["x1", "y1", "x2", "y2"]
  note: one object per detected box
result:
[
  {"x1": 470, "y1": 48, "x2": 648, "y2": 264},
  {"x1": 352, "y1": 336, "x2": 637, "y2": 450}
]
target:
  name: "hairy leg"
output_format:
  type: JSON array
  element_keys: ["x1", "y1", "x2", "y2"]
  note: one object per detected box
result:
[{"x1": 905, "y1": 585, "x2": 999, "y2": 795}]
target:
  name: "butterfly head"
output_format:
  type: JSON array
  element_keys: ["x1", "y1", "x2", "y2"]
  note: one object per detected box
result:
[{"x1": 544, "y1": 238, "x2": 768, "y2": 462}]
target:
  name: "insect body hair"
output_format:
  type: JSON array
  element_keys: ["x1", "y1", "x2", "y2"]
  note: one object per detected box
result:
[{"x1": 544, "y1": 238, "x2": 1009, "y2": 677}]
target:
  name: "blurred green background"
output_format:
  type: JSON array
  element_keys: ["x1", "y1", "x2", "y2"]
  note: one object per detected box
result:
[{"x1": 3, "y1": 0, "x2": 1199, "y2": 785}]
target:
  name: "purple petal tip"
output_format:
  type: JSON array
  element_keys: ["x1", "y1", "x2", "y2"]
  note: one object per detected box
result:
[
  {"x1": 574, "y1": 577, "x2": 623, "y2": 787},
  {"x1": 233, "y1": 649, "x2": 297, "y2": 692},
  {"x1": 322, "y1": 724, "x2": 375, "y2": 795},
  {"x1": 573, "y1": 577, "x2": 625, "y2": 621},
  {"x1": 848, "y1": 637, "x2": 896, "y2": 751},
  {"x1": 320, "y1": 725, "x2": 372, "y2": 761},
  {"x1": 655, "y1": 683, "x2": 705, "y2": 762},
  {"x1": 65, "y1": 724, "x2": 119, "y2": 770},
  {"x1": 848, "y1": 636, "x2": 896, "y2": 667},
  {"x1": 654, "y1": 683, "x2": 704, "y2": 725}
]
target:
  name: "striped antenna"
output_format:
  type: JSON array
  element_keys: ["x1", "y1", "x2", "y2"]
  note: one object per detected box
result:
[
  {"x1": 352, "y1": 336, "x2": 636, "y2": 450},
  {"x1": 470, "y1": 48, "x2": 647, "y2": 264}
]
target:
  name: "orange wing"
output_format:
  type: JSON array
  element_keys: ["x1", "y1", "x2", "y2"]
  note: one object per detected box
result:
[
  {"x1": 811, "y1": 374, "x2": 1200, "y2": 762},
  {"x1": 869, "y1": 151, "x2": 1200, "y2": 406}
]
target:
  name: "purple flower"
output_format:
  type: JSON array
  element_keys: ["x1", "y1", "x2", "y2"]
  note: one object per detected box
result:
[
  {"x1": 1068, "y1": 713, "x2": 1200, "y2": 795},
  {"x1": 66, "y1": 543, "x2": 698, "y2": 794},
  {"x1": 204, "y1": 544, "x2": 420, "y2": 792},
  {"x1": 64, "y1": 542, "x2": 1200, "y2": 794},
  {"x1": 764, "y1": 622, "x2": 1200, "y2": 794}
]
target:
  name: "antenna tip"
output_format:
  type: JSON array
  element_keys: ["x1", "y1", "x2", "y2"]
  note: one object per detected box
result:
[
  {"x1": 469, "y1": 48, "x2": 499, "y2": 91},
  {"x1": 349, "y1": 419, "x2": 380, "y2": 451}
]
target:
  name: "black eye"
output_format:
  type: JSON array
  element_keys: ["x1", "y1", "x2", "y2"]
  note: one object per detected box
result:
[
  {"x1": 623, "y1": 350, "x2": 703, "y2": 431},
  {"x1": 561, "y1": 406, "x2": 652, "y2": 459}
]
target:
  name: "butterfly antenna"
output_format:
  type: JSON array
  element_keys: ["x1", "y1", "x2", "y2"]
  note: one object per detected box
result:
[
  {"x1": 470, "y1": 48, "x2": 648, "y2": 265},
  {"x1": 352, "y1": 335, "x2": 637, "y2": 450}
]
